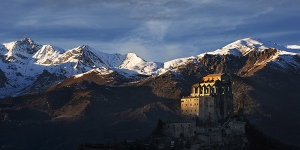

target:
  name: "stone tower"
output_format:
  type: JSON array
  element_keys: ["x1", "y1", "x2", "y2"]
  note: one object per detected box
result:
[{"x1": 181, "y1": 74, "x2": 233, "y2": 124}]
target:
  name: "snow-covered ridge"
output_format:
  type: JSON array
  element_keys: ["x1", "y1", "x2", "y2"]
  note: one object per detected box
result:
[
  {"x1": 287, "y1": 45, "x2": 300, "y2": 49},
  {"x1": 33, "y1": 45, "x2": 65, "y2": 65},
  {"x1": 2, "y1": 37, "x2": 298, "y2": 78},
  {"x1": 0, "y1": 37, "x2": 299, "y2": 98},
  {"x1": 204, "y1": 38, "x2": 300, "y2": 57},
  {"x1": 73, "y1": 67, "x2": 114, "y2": 79}
]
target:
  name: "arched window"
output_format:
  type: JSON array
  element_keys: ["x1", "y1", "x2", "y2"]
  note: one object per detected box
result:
[
  {"x1": 210, "y1": 86, "x2": 214, "y2": 94},
  {"x1": 200, "y1": 86, "x2": 203, "y2": 94},
  {"x1": 204, "y1": 86, "x2": 209, "y2": 94}
]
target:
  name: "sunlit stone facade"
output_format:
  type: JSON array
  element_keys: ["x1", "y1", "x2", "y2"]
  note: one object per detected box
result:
[{"x1": 181, "y1": 74, "x2": 234, "y2": 124}]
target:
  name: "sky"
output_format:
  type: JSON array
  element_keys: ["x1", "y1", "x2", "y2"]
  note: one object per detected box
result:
[{"x1": 1, "y1": 0, "x2": 300, "y2": 62}]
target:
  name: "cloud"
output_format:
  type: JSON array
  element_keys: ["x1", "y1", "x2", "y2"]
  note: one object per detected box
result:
[{"x1": 1, "y1": 0, "x2": 300, "y2": 62}]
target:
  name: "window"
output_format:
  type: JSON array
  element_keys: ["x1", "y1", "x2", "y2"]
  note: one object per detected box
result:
[{"x1": 204, "y1": 87, "x2": 208, "y2": 94}]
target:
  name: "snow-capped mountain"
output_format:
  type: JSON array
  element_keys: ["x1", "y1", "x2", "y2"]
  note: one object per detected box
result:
[
  {"x1": 0, "y1": 38, "x2": 163, "y2": 98},
  {"x1": 201, "y1": 37, "x2": 300, "y2": 60},
  {"x1": 198, "y1": 38, "x2": 300, "y2": 75},
  {"x1": 0, "y1": 37, "x2": 300, "y2": 98},
  {"x1": 1, "y1": 37, "x2": 300, "y2": 148}
]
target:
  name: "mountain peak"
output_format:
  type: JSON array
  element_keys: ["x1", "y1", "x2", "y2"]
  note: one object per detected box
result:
[
  {"x1": 19, "y1": 37, "x2": 39, "y2": 48},
  {"x1": 21, "y1": 37, "x2": 34, "y2": 43},
  {"x1": 236, "y1": 37, "x2": 287, "y2": 50},
  {"x1": 0, "y1": 37, "x2": 300, "y2": 99},
  {"x1": 79, "y1": 45, "x2": 90, "y2": 49},
  {"x1": 74, "y1": 45, "x2": 97, "y2": 55},
  {"x1": 203, "y1": 37, "x2": 291, "y2": 57},
  {"x1": 126, "y1": 53, "x2": 140, "y2": 59},
  {"x1": 4, "y1": 37, "x2": 42, "y2": 54}
]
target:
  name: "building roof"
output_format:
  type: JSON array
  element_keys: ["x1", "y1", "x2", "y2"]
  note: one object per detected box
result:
[
  {"x1": 205, "y1": 74, "x2": 225, "y2": 77},
  {"x1": 202, "y1": 73, "x2": 229, "y2": 82}
]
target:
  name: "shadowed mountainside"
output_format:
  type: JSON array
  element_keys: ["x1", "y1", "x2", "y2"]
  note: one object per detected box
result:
[{"x1": 0, "y1": 41, "x2": 300, "y2": 149}]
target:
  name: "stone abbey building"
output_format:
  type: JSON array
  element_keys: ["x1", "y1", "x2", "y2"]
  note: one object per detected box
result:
[
  {"x1": 163, "y1": 73, "x2": 247, "y2": 148},
  {"x1": 181, "y1": 74, "x2": 234, "y2": 124},
  {"x1": 78, "y1": 74, "x2": 247, "y2": 149}
]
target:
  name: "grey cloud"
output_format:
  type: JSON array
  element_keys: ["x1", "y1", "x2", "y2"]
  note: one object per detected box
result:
[{"x1": 1, "y1": 0, "x2": 300, "y2": 62}]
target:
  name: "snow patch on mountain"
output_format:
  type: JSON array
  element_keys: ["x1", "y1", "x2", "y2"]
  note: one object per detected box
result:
[
  {"x1": 287, "y1": 45, "x2": 300, "y2": 49},
  {"x1": 118, "y1": 53, "x2": 163, "y2": 75},
  {"x1": 203, "y1": 38, "x2": 297, "y2": 57},
  {"x1": 73, "y1": 67, "x2": 114, "y2": 79},
  {"x1": 33, "y1": 45, "x2": 65, "y2": 65},
  {"x1": 155, "y1": 57, "x2": 195, "y2": 74},
  {"x1": 197, "y1": 38, "x2": 300, "y2": 69},
  {"x1": 0, "y1": 37, "x2": 300, "y2": 98}
]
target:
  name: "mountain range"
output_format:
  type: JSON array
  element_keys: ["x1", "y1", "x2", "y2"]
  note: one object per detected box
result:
[{"x1": 0, "y1": 37, "x2": 300, "y2": 149}]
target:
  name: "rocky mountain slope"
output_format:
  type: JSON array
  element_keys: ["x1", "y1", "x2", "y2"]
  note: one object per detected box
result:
[
  {"x1": 0, "y1": 37, "x2": 300, "y2": 149},
  {"x1": 0, "y1": 37, "x2": 165, "y2": 98}
]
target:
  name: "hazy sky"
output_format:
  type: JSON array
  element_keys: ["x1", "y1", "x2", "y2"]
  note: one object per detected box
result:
[{"x1": 1, "y1": 0, "x2": 300, "y2": 62}]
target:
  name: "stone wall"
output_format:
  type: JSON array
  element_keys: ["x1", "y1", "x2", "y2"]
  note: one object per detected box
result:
[{"x1": 164, "y1": 121, "x2": 196, "y2": 138}]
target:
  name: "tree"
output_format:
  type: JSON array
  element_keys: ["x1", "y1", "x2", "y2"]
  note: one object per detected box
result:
[
  {"x1": 129, "y1": 144, "x2": 134, "y2": 150},
  {"x1": 180, "y1": 133, "x2": 184, "y2": 138},
  {"x1": 172, "y1": 140, "x2": 180, "y2": 150},
  {"x1": 149, "y1": 143, "x2": 159, "y2": 150},
  {"x1": 179, "y1": 140, "x2": 184, "y2": 149},
  {"x1": 164, "y1": 141, "x2": 172, "y2": 150},
  {"x1": 157, "y1": 119, "x2": 163, "y2": 129},
  {"x1": 152, "y1": 119, "x2": 164, "y2": 137},
  {"x1": 185, "y1": 139, "x2": 191, "y2": 149}
]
